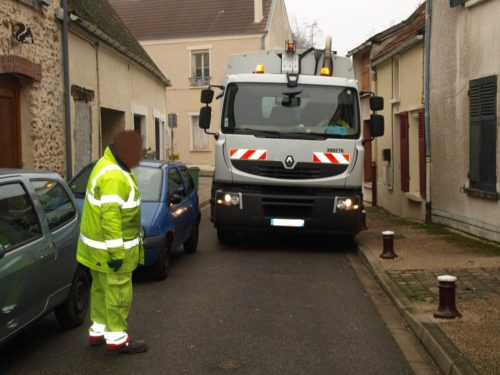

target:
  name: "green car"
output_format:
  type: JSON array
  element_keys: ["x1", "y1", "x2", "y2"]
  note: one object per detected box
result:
[{"x1": 0, "y1": 169, "x2": 89, "y2": 345}]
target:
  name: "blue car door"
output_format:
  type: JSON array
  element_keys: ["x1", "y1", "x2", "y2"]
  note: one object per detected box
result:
[
  {"x1": 0, "y1": 180, "x2": 53, "y2": 343},
  {"x1": 167, "y1": 167, "x2": 191, "y2": 248}
]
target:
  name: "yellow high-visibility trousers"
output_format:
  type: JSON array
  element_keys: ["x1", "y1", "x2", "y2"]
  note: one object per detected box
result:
[{"x1": 89, "y1": 269, "x2": 132, "y2": 333}]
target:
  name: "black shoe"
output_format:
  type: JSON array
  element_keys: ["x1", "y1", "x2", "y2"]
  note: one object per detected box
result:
[{"x1": 106, "y1": 338, "x2": 148, "y2": 354}]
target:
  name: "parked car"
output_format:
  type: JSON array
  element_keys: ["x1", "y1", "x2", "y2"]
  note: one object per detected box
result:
[
  {"x1": 69, "y1": 160, "x2": 200, "y2": 280},
  {"x1": 0, "y1": 169, "x2": 89, "y2": 345}
]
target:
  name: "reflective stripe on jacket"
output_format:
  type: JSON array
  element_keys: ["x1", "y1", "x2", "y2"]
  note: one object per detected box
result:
[{"x1": 77, "y1": 147, "x2": 143, "y2": 273}]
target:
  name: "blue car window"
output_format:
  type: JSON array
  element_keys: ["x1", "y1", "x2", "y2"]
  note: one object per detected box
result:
[
  {"x1": 69, "y1": 164, "x2": 94, "y2": 198},
  {"x1": 0, "y1": 182, "x2": 42, "y2": 250},
  {"x1": 168, "y1": 168, "x2": 186, "y2": 201},
  {"x1": 134, "y1": 166, "x2": 163, "y2": 202},
  {"x1": 178, "y1": 167, "x2": 195, "y2": 194},
  {"x1": 32, "y1": 180, "x2": 76, "y2": 231}
]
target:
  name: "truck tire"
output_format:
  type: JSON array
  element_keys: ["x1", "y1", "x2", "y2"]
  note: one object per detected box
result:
[
  {"x1": 55, "y1": 266, "x2": 90, "y2": 330},
  {"x1": 217, "y1": 228, "x2": 236, "y2": 246},
  {"x1": 184, "y1": 222, "x2": 199, "y2": 254},
  {"x1": 152, "y1": 237, "x2": 172, "y2": 281}
]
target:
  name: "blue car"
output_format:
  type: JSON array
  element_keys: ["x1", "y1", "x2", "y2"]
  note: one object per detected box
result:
[{"x1": 69, "y1": 160, "x2": 200, "y2": 280}]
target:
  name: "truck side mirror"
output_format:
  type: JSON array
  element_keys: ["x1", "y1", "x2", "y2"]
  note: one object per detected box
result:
[
  {"x1": 370, "y1": 96, "x2": 384, "y2": 111},
  {"x1": 201, "y1": 88, "x2": 214, "y2": 104},
  {"x1": 199, "y1": 106, "x2": 212, "y2": 130},
  {"x1": 370, "y1": 114, "x2": 384, "y2": 137}
]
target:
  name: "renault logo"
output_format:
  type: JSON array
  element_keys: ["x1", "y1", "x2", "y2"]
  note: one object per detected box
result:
[{"x1": 284, "y1": 155, "x2": 294, "y2": 168}]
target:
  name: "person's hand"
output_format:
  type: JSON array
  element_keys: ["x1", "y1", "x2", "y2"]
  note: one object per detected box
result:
[{"x1": 107, "y1": 259, "x2": 123, "y2": 272}]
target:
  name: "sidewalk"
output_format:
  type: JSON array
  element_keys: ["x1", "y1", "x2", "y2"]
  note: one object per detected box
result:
[{"x1": 357, "y1": 207, "x2": 500, "y2": 375}]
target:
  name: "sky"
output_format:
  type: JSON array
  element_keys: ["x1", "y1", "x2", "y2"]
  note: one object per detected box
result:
[{"x1": 283, "y1": 0, "x2": 424, "y2": 56}]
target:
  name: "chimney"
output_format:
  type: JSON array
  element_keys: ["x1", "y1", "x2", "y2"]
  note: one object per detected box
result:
[{"x1": 254, "y1": 0, "x2": 263, "y2": 23}]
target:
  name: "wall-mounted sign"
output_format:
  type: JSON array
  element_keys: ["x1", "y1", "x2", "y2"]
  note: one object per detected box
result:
[{"x1": 13, "y1": 23, "x2": 34, "y2": 44}]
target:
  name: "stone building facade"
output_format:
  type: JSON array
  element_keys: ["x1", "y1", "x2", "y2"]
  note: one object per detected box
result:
[{"x1": 0, "y1": 0, "x2": 65, "y2": 175}]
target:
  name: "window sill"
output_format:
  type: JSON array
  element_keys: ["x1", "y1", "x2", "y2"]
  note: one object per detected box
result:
[
  {"x1": 191, "y1": 149, "x2": 211, "y2": 153},
  {"x1": 363, "y1": 182, "x2": 372, "y2": 189},
  {"x1": 464, "y1": 187, "x2": 499, "y2": 200},
  {"x1": 465, "y1": 0, "x2": 491, "y2": 8},
  {"x1": 405, "y1": 192, "x2": 423, "y2": 203},
  {"x1": 390, "y1": 98, "x2": 400, "y2": 104}
]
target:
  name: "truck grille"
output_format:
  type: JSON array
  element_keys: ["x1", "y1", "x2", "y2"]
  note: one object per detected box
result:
[{"x1": 231, "y1": 160, "x2": 348, "y2": 179}]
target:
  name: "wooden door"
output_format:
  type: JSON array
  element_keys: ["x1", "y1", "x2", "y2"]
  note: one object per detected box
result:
[{"x1": 0, "y1": 77, "x2": 21, "y2": 168}]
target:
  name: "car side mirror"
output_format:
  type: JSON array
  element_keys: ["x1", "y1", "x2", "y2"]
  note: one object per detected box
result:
[
  {"x1": 0, "y1": 244, "x2": 6, "y2": 259},
  {"x1": 370, "y1": 96, "x2": 384, "y2": 111},
  {"x1": 370, "y1": 114, "x2": 385, "y2": 137},
  {"x1": 199, "y1": 106, "x2": 212, "y2": 130},
  {"x1": 169, "y1": 193, "x2": 183, "y2": 205},
  {"x1": 201, "y1": 88, "x2": 214, "y2": 104}
]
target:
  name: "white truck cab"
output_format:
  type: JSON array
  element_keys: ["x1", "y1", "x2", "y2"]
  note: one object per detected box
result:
[{"x1": 199, "y1": 38, "x2": 384, "y2": 244}]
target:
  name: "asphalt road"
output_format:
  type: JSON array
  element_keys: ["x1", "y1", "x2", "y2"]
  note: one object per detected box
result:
[{"x1": 0, "y1": 208, "x2": 411, "y2": 375}]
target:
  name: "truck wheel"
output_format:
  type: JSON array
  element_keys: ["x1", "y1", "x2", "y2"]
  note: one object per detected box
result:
[
  {"x1": 184, "y1": 222, "x2": 199, "y2": 254},
  {"x1": 217, "y1": 228, "x2": 236, "y2": 246},
  {"x1": 152, "y1": 238, "x2": 172, "y2": 281},
  {"x1": 55, "y1": 266, "x2": 89, "y2": 330}
]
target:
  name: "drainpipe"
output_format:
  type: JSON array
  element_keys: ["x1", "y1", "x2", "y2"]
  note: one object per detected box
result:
[
  {"x1": 424, "y1": 0, "x2": 432, "y2": 222},
  {"x1": 61, "y1": 0, "x2": 73, "y2": 179}
]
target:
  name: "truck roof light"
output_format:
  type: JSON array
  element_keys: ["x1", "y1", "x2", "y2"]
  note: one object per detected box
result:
[
  {"x1": 255, "y1": 64, "x2": 265, "y2": 74},
  {"x1": 286, "y1": 40, "x2": 296, "y2": 53},
  {"x1": 320, "y1": 67, "x2": 331, "y2": 76}
]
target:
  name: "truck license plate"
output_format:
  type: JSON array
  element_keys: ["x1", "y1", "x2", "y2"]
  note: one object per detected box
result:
[{"x1": 270, "y1": 218, "x2": 305, "y2": 227}]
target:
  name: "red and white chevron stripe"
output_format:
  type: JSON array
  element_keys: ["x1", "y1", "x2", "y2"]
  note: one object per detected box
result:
[
  {"x1": 313, "y1": 152, "x2": 350, "y2": 164},
  {"x1": 230, "y1": 149, "x2": 267, "y2": 160}
]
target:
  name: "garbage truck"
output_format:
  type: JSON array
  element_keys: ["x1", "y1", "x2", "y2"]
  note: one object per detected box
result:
[{"x1": 199, "y1": 37, "x2": 384, "y2": 244}]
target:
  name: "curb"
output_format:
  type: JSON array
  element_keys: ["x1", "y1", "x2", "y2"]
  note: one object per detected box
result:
[{"x1": 357, "y1": 244, "x2": 480, "y2": 375}]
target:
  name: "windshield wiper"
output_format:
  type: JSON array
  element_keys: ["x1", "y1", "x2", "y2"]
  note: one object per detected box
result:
[
  {"x1": 283, "y1": 132, "x2": 327, "y2": 140},
  {"x1": 234, "y1": 128, "x2": 281, "y2": 138}
]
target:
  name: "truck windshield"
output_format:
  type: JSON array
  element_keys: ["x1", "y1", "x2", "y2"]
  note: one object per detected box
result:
[{"x1": 222, "y1": 82, "x2": 360, "y2": 139}]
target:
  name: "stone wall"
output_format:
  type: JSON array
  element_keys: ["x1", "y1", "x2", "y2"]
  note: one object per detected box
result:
[{"x1": 0, "y1": 1, "x2": 65, "y2": 176}]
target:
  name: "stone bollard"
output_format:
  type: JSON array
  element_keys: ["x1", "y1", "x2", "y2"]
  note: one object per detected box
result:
[
  {"x1": 434, "y1": 275, "x2": 462, "y2": 319},
  {"x1": 380, "y1": 231, "x2": 397, "y2": 259}
]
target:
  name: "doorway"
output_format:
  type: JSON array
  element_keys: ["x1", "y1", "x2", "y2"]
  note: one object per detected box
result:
[{"x1": 0, "y1": 76, "x2": 21, "y2": 168}]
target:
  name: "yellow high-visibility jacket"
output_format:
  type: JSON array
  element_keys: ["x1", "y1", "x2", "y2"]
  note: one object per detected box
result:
[{"x1": 77, "y1": 147, "x2": 143, "y2": 273}]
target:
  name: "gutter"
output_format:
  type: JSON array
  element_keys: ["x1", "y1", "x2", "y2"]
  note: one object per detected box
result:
[
  {"x1": 424, "y1": 0, "x2": 432, "y2": 158},
  {"x1": 370, "y1": 35, "x2": 424, "y2": 68},
  {"x1": 61, "y1": 0, "x2": 73, "y2": 179},
  {"x1": 424, "y1": 0, "x2": 432, "y2": 221},
  {"x1": 69, "y1": 13, "x2": 171, "y2": 87}
]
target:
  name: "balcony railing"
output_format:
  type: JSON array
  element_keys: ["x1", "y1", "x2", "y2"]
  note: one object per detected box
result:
[{"x1": 190, "y1": 76, "x2": 211, "y2": 87}]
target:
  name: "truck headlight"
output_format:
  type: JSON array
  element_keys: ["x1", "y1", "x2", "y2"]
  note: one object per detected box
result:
[
  {"x1": 216, "y1": 192, "x2": 242, "y2": 208},
  {"x1": 335, "y1": 197, "x2": 360, "y2": 212}
]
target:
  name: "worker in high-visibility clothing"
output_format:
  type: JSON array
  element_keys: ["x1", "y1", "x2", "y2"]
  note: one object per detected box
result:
[{"x1": 77, "y1": 130, "x2": 146, "y2": 354}]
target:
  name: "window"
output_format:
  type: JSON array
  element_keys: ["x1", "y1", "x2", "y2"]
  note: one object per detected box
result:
[
  {"x1": 32, "y1": 180, "x2": 76, "y2": 231},
  {"x1": 191, "y1": 50, "x2": 210, "y2": 86},
  {"x1": 191, "y1": 115, "x2": 210, "y2": 151},
  {"x1": 179, "y1": 166, "x2": 196, "y2": 194},
  {"x1": 69, "y1": 163, "x2": 94, "y2": 198},
  {"x1": 168, "y1": 168, "x2": 186, "y2": 202},
  {"x1": 469, "y1": 75, "x2": 497, "y2": 193},
  {"x1": 134, "y1": 166, "x2": 163, "y2": 202},
  {"x1": 0, "y1": 182, "x2": 42, "y2": 249}
]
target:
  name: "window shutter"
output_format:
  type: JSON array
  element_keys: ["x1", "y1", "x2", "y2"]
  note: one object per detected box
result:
[
  {"x1": 450, "y1": 0, "x2": 467, "y2": 7},
  {"x1": 363, "y1": 120, "x2": 372, "y2": 182},
  {"x1": 400, "y1": 112, "x2": 410, "y2": 193},
  {"x1": 469, "y1": 75, "x2": 497, "y2": 192},
  {"x1": 418, "y1": 109, "x2": 426, "y2": 199}
]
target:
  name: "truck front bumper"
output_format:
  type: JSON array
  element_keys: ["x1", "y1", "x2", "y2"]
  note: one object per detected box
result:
[{"x1": 211, "y1": 184, "x2": 363, "y2": 235}]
